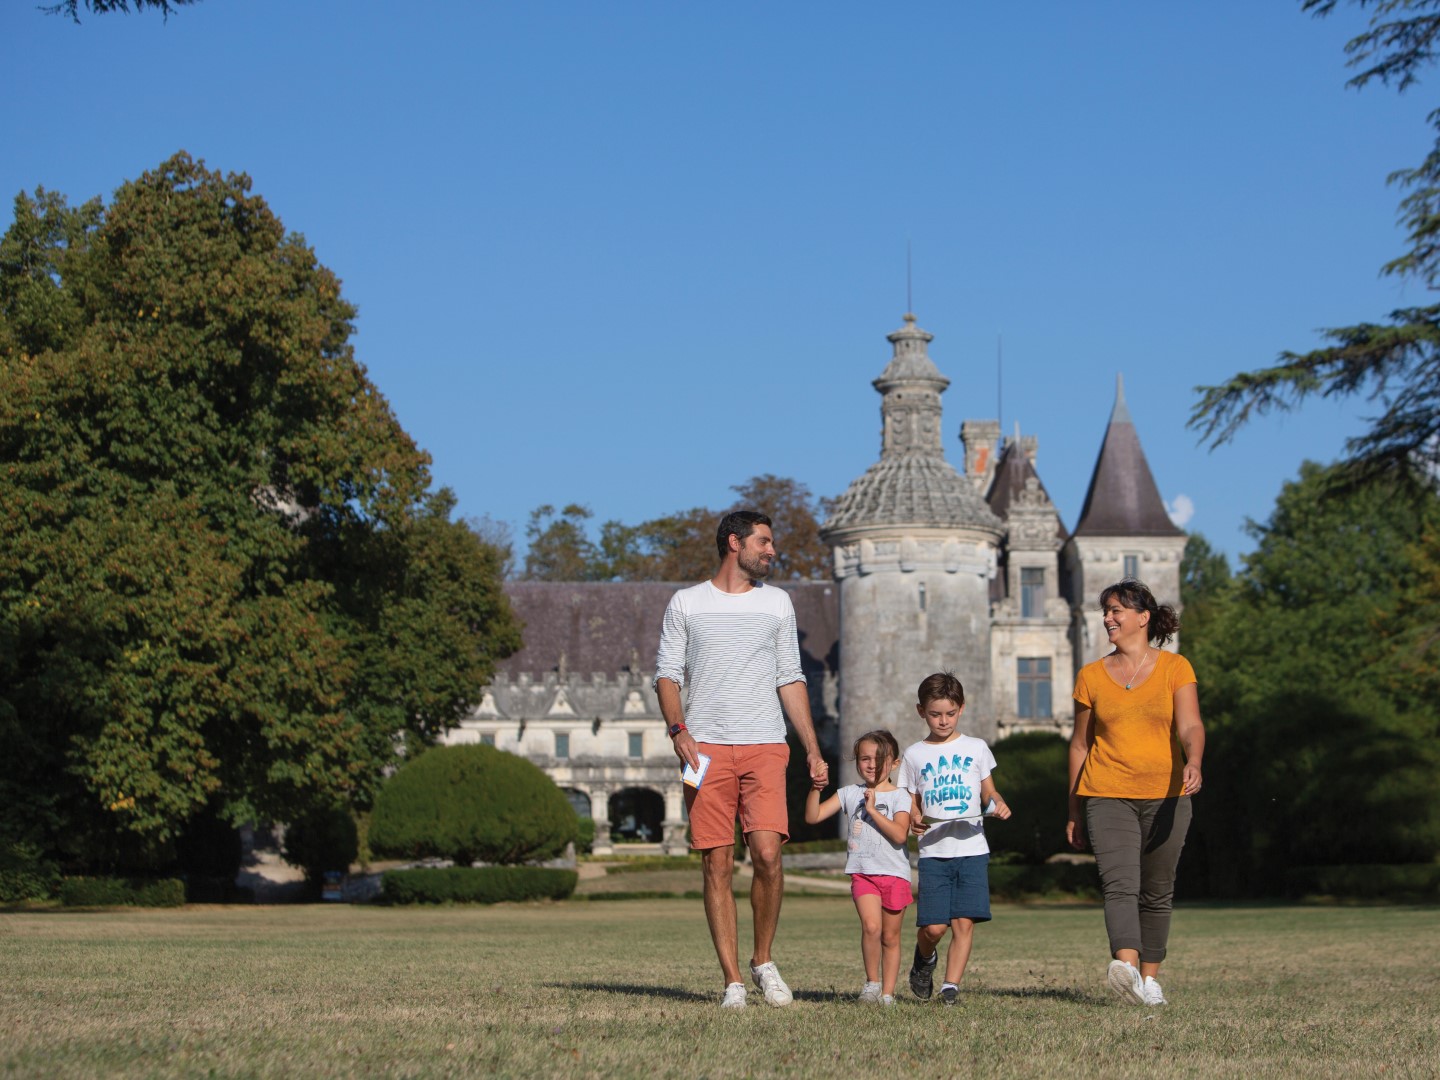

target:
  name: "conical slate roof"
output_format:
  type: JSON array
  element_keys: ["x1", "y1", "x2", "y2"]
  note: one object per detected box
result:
[
  {"x1": 824, "y1": 315, "x2": 1003, "y2": 536},
  {"x1": 1072, "y1": 376, "x2": 1183, "y2": 538},
  {"x1": 987, "y1": 439, "x2": 1068, "y2": 542}
]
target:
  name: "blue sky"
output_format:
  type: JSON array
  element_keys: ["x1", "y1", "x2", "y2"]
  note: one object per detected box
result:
[{"x1": 3, "y1": 1, "x2": 1430, "y2": 565}]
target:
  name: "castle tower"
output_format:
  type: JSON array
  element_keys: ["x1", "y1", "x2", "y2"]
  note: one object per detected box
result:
[
  {"x1": 822, "y1": 314, "x2": 1005, "y2": 749},
  {"x1": 1064, "y1": 375, "x2": 1187, "y2": 665},
  {"x1": 986, "y1": 434, "x2": 1074, "y2": 737}
]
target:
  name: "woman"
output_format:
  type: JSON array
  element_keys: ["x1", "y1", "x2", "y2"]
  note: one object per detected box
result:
[{"x1": 1066, "y1": 579, "x2": 1204, "y2": 1007}]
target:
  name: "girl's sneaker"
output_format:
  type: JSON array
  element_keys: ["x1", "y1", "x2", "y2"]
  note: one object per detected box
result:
[
  {"x1": 880, "y1": 994, "x2": 896, "y2": 1006},
  {"x1": 1107, "y1": 960, "x2": 1144, "y2": 1005},
  {"x1": 720, "y1": 982, "x2": 747, "y2": 1009},
  {"x1": 1142, "y1": 976, "x2": 1168, "y2": 1006},
  {"x1": 858, "y1": 981, "x2": 883, "y2": 1004}
]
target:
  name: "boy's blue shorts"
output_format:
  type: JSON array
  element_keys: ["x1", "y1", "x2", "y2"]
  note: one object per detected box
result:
[{"x1": 915, "y1": 854, "x2": 991, "y2": 926}]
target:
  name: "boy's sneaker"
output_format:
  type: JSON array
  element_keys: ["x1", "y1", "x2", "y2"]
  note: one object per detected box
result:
[
  {"x1": 908, "y1": 945, "x2": 937, "y2": 1000},
  {"x1": 940, "y1": 984, "x2": 959, "y2": 1006},
  {"x1": 720, "y1": 982, "x2": 747, "y2": 1009},
  {"x1": 880, "y1": 994, "x2": 896, "y2": 1006},
  {"x1": 858, "y1": 981, "x2": 883, "y2": 1004},
  {"x1": 1107, "y1": 960, "x2": 1144, "y2": 1006},
  {"x1": 749, "y1": 961, "x2": 793, "y2": 1007},
  {"x1": 1142, "y1": 976, "x2": 1168, "y2": 1006}
]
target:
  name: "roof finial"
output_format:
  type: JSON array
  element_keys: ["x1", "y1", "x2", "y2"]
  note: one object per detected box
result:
[{"x1": 1111, "y1": 373, "x2": 1132, "y2": 425}]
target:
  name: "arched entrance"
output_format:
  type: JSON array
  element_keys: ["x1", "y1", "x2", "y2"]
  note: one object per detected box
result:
[
  {"x1": 608, "y1": 787, "x2": 664, "y2": 844},
  {"x1": 561, "y1": 788, "x2": 592, "y2": 819}
]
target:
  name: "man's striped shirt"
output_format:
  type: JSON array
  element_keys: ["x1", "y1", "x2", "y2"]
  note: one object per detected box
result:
[{"x1": 653, "y1": 580, "x2": 805, "y2": 745}]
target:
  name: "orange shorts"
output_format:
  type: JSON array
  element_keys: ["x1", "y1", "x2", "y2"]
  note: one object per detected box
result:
[{"x1": 685, "y1": 742, "x2": 790, "y2": 850}]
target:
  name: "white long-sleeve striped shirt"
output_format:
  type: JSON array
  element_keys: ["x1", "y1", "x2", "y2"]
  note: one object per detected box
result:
[{"x1": 652, "y1": 581, "x2": 806, "y2": 745}]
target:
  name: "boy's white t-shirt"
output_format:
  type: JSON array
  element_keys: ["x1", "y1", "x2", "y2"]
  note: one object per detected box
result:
[
  {"x1": 897, "y1": 735, "x2": 996, "y2": 859},
  {"x1": 837, "y1": 784, "x2": 912, "y2": 879}
]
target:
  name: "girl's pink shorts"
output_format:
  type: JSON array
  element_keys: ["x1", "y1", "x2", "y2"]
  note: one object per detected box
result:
[{"x1": 850, "y1": 872, "x2": 914, "y2": 911}]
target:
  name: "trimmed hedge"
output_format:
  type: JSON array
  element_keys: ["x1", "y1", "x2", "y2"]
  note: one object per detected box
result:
[
  {"x1": 370, "y1": 745, "x2": 577, "y2": 865},
  {"x1": 283, "y1": 806, "x2": 360, "y2": 881},
  {"x1": 1284, "y1": 863, "x2": 1440, "y2": 900},
  {"x1": 380, "y1": 866, "x2": 578, "y2": 905},
  {"x1": 59, "y1": 876, "x2": 185, "y2": 907},
  {"x1": 988, "y1": 861, "x2": 1100, "y2": 900},
  {"x1": 0, "y1": 841, "x2": 60, "y2": 902}
]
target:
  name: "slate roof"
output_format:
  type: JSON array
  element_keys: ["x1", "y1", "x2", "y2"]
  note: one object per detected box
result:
[
  {"x1": 986, "y1": 440, "x2": 1069, "y2": 541},
  {"x1": 1072, "y1": 377, "x2": 1183, "y2": 538},
  {"x1": 498, "y1": 580, "x2": 841, "y2": 680}
]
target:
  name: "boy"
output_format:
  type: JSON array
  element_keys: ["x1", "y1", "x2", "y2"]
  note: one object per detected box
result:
[{"x1": 897, "y1": 672, "x2": 1011, "y2": 1006}]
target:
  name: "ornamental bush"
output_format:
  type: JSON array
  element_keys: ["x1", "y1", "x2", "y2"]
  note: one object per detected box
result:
[
  {"x1": 58, "y1": 876, "x2": 185, "y2": 907},
  {"x1": 985, "y1": 731, "x2": 1072, "y2": 864},
  {"x1": 380, "y1": 866, "x2": 577, "y2": 904},
  {"x1": 369, "y1": 744, "x2": 577, "y2": 865},
  {"x1": 283, "y1": 806, "x2": 360, "y2": 882}
]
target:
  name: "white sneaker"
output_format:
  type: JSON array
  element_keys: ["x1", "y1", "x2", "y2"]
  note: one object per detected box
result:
[
  {"x1": 880, "y1": 994, "x2": 896, "y2": 1006},
  {"x1": 858, "y1": 981, "x2": 882, "y2": 1004},
  {"x1": 720, "y1": 982, "x2": 747, "y2": 1009},
  {"x1": 1107, "y1": 960, "x2": 1144, "y2": 1005},
  {"x1": 1142, "y1": 976, "x2": 1168, "y2": 1006},
  {"x1": 749, "y1": 960, "x2": 793, "y2": 1007}
]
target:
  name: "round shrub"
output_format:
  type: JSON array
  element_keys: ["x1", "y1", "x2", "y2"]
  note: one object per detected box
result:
[
  {"x1": 283, "y1": 806, "x2": 360, "y2": 881},
  {"x1": 369, "y1": 744, "x2": 578, "y2": 866}
]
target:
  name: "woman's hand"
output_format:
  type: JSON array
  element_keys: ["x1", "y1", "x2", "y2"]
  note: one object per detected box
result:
[
  {"x1": 1181, "y1": 761, "x2": 1203, "y2": 796},
  {"x1": 1066, "y1": 815, "x2": 1087, "y2": 852}
]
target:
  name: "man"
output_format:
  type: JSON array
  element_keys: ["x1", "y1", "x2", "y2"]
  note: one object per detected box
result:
[{"x1": 654, "y1": 510, "x2": 829, "y2": 1009}]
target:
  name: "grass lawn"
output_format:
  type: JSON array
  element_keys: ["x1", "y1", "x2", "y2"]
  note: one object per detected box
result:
[{"x1": 2, "y1": 898, "x2": 1437, "y2": 1078}]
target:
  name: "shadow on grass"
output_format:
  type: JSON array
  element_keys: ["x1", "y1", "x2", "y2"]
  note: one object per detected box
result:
[
  {"x1": 974, "y1": 986, "x2": 1105, "y2": 1005},
  {"x1": 548, "y1": 981, "x2": 712, "y2": 1003}
]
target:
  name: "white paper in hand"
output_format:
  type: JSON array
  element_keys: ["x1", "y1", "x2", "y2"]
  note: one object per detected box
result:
[{"x1": 682, "y1": 753, "x2": 712, "y2": 790}]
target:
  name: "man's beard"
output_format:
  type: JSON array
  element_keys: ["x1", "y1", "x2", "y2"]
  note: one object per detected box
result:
[{"x1": 737, "y1": 547, "x2": 772, "y2": 580}]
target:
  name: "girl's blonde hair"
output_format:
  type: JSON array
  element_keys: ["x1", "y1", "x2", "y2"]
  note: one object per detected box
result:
[{"x1": 853, "y1": 729, "x2": 901, "y2": 779}]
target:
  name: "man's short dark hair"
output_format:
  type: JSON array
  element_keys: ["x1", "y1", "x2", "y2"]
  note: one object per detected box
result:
[{"x1": 716, "y1": 510, "x2": 771, "y2": 559}]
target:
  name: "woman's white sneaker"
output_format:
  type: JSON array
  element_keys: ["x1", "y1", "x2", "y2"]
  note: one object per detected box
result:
[
  {"x1": 1142, "y1": 976, "x2": 1168, "y2": 1006},
  {"x1": 858, "y1": 981, "x2": 882, "y2": 1004},
  {"x1": 1107, "y1": 960, "x2": 1145, "y2": 1005}
]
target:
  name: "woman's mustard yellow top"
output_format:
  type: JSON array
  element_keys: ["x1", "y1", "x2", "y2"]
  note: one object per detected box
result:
[{"x1": 1073, "y1": 650, "x2": 1196, "y2": 799}]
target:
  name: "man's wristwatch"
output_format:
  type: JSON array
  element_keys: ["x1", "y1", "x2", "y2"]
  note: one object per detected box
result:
[{"x1": 667, "y1": 722, "x2": 687, "y2": 739}]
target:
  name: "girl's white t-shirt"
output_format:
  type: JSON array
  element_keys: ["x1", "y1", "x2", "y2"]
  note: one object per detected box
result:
[{"x1": 837, "y1": 784, "x2": 912, "y2": 879}]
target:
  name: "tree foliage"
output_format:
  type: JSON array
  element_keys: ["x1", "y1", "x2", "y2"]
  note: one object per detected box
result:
[
  {"x1": 1190, "y1": 0, "x2": 1440, "y2": 479},
  {"x1": 1180, "y1": 462, "x2": 1440, "y2": 895},
  {"x1": 0, "y1": 153, "x2": 519, "y2": 870},
  {"x1": 43, "y1": 0, "x2": 198, "y2": 21},
  {"x1": 520, "y1": 474, "x2": 832, "y2": 582}
]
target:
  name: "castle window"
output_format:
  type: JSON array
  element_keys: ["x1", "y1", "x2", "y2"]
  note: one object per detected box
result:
[
  {"x1": 628, "y1": 732, "x2": 643, "y2": 758},
  {"x1": 480, "y1": 733, "x2": 495, "y2": 747},
  {"x1": 554, "y1": 732, "x2": 570, "y2": 759},
  {"x1": 1017, "y1": 657, "x2": 1052, "y2": 719},
  {"x1": 1021, "y1": 567, "x2": 1045, "y2": 617},
  {"x1": 1124, "y1": 553, "x2": 1140, "y2": 580}
]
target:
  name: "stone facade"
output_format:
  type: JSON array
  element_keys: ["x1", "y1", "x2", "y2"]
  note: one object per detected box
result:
[{"x1": 445, "y1": 315, "x2": 1183, "y2": 847}]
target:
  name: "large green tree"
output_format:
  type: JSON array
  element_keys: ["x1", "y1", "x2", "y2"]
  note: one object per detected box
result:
[
  {"x1": 1191, "y1": 0, "x2": 1440, "y2": 479},
  {"x1": 1179, "y1": 463, "x2": 1440, "y2": 895},
  {"x1": 0, "y1": 153, "x2": 519, "y2": 869}
]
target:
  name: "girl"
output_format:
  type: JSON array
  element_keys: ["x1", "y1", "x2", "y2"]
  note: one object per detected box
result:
[{"x1": 805, "y1": 729, "x2": 913, "y2": 1005}]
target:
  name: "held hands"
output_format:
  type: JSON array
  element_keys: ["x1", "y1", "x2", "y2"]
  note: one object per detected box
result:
[
  {"x1": 807, "y1": 752, "x2": 828, "y2": 789},
  {"x1": 989, "y1": 794, "x2": 1012, "y2": 821}
]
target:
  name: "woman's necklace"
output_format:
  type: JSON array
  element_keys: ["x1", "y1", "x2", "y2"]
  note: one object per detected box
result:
[{"x1": 1122, "y1": 648, "x2": 1152, "y2": 690}]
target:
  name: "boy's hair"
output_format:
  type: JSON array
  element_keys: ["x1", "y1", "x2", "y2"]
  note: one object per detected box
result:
[
  {"x1": 715, "y1": 509, "x2": 772, "y2": 560},
  {"x1": 916, "y1": 671, "x2": 965, "y2": 709},
  {"x1": 852, "y1": 729, "x2": 901, "y2": 776}
]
